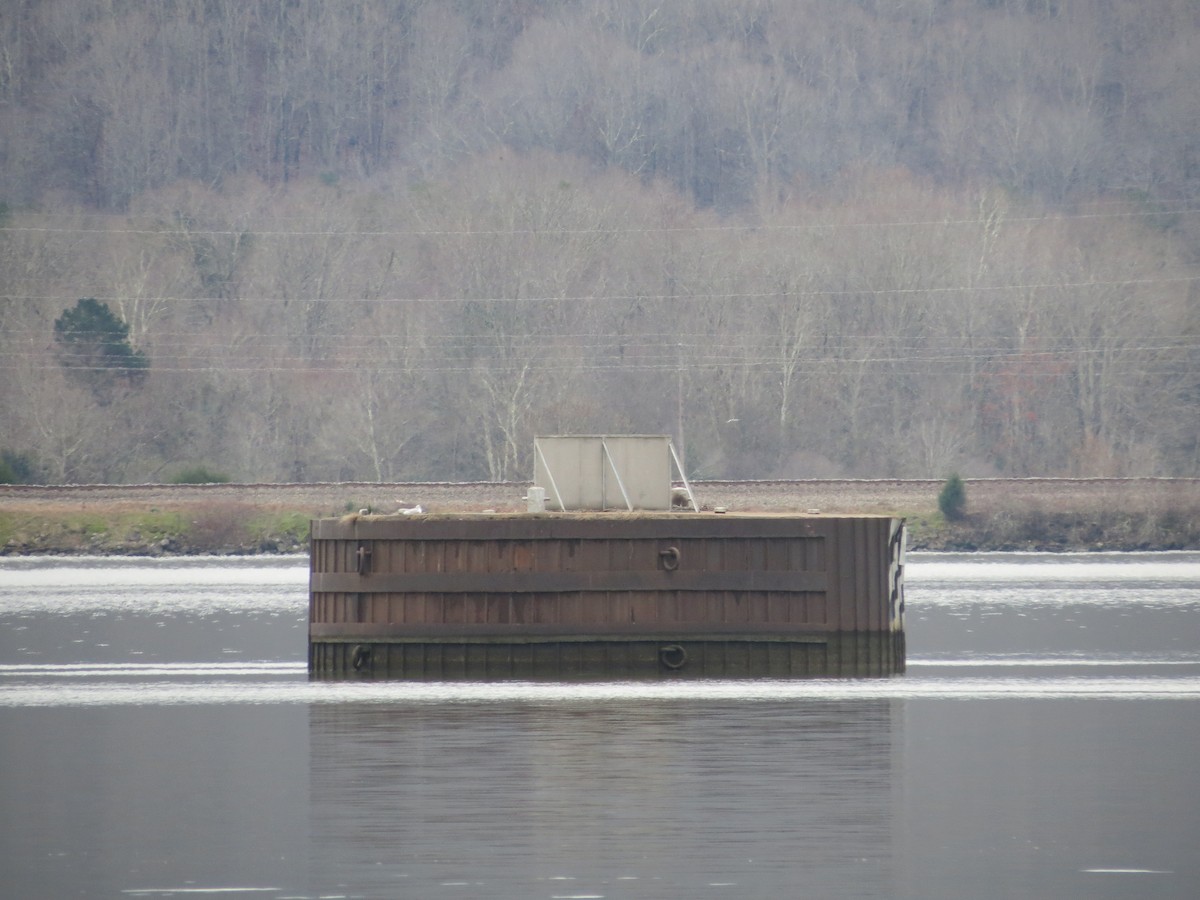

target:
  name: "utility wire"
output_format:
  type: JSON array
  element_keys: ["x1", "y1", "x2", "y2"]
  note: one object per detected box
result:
[
  {"x1": 3, "y1": 273, "x2": 1198, "y2": 307},
  {"x1": 3, "y1": 205, "x2": 1200, "y2": 238}
]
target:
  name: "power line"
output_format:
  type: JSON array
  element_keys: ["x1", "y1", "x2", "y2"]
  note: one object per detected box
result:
[
  {"x1": 3, "y1": 363, "x2": 1193, "y2": 380},
  {"x1": 2, "y1": 273, "x2": 1197, "y2": 307},
  {"x1": 3, "y1": 206, "x2": 1200, "y2": 239},
  {"x1": 4, "y1": 327, "x2": 1196, "y2": 355},
  {"x1": 4, "y1": 344, "x2": 1194, "y2": 373}
]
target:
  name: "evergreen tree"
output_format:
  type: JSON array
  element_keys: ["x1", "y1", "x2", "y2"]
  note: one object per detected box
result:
[
  {"x1": 53, "y1": 298, "x2": 148, "y2": 402},
  {"x1": 938, "y1": 473, "x2": 967, "y2": 521}
]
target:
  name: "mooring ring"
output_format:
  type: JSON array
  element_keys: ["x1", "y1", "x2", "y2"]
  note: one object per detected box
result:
[
  {"x1": 659, "y1": 644, "x2": 688, "y2": 669},
  {"x1": 659, "y1": 546, "x2": 681, "y2": 571},
  {"x1": 351, "y1": 644, "x2": 372, "y2": 671}
]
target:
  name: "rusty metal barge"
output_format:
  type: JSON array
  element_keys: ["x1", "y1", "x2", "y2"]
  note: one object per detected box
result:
[
  {"x1": 308, "y1": 436, "x2": 906, "y2": 680},
  {"x1": 308, "y1": 512, "x2": 906, "y2": 679}
]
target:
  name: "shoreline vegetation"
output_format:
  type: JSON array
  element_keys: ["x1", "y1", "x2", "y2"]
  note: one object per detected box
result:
[{"x1": 2, "y1": 479, "x2": 1198, "y2": 556}]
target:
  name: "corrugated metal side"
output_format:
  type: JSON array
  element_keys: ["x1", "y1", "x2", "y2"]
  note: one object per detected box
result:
[{"x1": 309, "y1": 513, "x2": 904, "y2": 678}]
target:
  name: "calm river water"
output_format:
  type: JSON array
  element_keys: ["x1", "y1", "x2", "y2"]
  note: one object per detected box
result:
[{"x1": 2, "y1": 552, "x2": 1199, "y2": 899}]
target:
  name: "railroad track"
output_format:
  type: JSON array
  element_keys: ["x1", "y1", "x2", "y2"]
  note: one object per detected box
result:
[{"x1": 3, "y1": 478, "x2": 1196, "y2": 516}]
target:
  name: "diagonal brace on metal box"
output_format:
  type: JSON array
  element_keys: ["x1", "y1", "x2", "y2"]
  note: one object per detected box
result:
[{"x1": 533, "y1": 434, "x2": 696, "y2": 511}]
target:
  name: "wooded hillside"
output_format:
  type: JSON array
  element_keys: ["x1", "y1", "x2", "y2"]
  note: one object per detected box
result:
[{"x1": 1, "y1": 0, "x2": 1197, "y2": 483}]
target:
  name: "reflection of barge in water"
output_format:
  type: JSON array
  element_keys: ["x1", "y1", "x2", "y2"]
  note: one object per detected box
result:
[{"x1": 308, "y1": 511, "x2": 906, "y2": 680}]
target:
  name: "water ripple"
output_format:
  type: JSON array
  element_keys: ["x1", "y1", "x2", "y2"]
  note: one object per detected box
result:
[{"x1": 3, "y1": 671, "x2": 1199, "y2": 707}]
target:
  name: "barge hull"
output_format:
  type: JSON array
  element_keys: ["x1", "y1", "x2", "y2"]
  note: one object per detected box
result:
[{"x1": 308, "y1": 513, "x2": 905, "y2": 680}]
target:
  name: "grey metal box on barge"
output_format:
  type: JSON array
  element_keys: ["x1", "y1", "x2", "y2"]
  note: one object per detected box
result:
[
  {"x1": 308, "y1": 511, "x2": 906, "y2": 680},
  {"x1": 533, "y1": 434, "x2": 675, "y2": 511}
]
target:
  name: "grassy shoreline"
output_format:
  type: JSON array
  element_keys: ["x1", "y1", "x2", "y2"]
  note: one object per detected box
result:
[
  {"x1": 903, "y1": 508, "x2": 1199, "y2": 552},
  {"x1": 2, "y1": 497, "x2": 1197, "y2": 555},
  {"x1": 0, "y1": 501, "x2": 315, "y2": 556}
]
